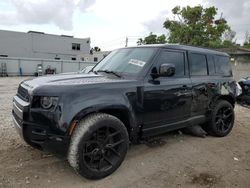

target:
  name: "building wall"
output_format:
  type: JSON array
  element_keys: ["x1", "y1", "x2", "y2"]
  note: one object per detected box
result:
[
  {"x1": 0, "y1": 30, "x2": 90, "y2": 61},
  {"x1": 231, "y1": 56, "x2": 250, "y2": 81},
  {"x1": 0, "y1": 30, "x2": 32, "y2": 58},
  {"x1": 0, "y1": 56, "x2": 96, "y2": 76},
  {"x1": 78, "y1": 51, "x2": 110, "y2": 63}
]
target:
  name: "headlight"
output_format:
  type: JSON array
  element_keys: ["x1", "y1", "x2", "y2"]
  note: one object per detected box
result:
[{"x1": 40, "y1": 96, "x2": 58, "y2": 109}]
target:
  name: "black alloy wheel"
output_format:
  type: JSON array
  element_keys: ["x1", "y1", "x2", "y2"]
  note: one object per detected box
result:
[
  {"x1": 82, "y1": 126, "x2": 125, "y2": 172},
  {"x1": 68, "y1": 113, "x2": 129, "y2": 179},
  {"x1": 204, "y1": 100, "x2": 235, "y2": 137},
  {"x1": 214, "y1": 106, "x2": 234, "y2": 134}
]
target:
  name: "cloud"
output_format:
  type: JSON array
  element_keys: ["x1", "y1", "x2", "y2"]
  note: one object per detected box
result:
[
  {"x1": 0, "y1": 0, "x2": 248, "y2": 47},
  {"x1": 0, "y1": 0, "x2": 96, "y2": 30},
  {"x1": 90, "y1": 0, "x2": 176, "y2": 24},
  {"x1": 13, "y1": 0, "x2": 75, "y2": 30},
  {"x1": 205, "y1": 0, "x2": 250, "y2": 43},
  {"x1": 78, "y1": 0, "x2": 96, "y2": 12},
  {"x1": 143, "y1": 10, "x2": 169, "y2": 35},
  {"x1": 0, "y1": 11, "x2": 18, "y2": 25},
  {"x1": 141, "y1": 0, "x2": 204, "y2": 35}
]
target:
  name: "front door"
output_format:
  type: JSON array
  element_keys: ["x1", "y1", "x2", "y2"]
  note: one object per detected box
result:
[{"x1": 140, "y1": 49, "x2": 192, "y2": 135}]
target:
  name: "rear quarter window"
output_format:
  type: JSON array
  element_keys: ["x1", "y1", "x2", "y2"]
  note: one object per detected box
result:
[{"x1": 214, "y1": 55, "x2": 232, "y2": 76}]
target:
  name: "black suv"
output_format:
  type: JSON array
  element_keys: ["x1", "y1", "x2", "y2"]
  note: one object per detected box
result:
[{"x1": 12, "y1": 44, "x2": 236, "y2": 179}]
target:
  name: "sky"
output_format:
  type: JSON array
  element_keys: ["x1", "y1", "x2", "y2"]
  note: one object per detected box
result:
[{"x1": 0, "y1": 0, "x2": 249, "y2": 51}]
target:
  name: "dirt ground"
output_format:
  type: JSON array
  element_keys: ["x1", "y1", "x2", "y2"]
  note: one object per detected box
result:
[{"x1": 0, "y1": 77, "x2": 250, "y2": 188}]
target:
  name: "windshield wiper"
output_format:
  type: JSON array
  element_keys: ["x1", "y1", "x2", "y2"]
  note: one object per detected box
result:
[{"x1": 97, "y1": 70, "x2": 121, "y2": 78}]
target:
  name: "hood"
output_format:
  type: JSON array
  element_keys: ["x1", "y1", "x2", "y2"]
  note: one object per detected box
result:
[{"x1": 21, "y1": 73, "x2": 134, "y2": 90}]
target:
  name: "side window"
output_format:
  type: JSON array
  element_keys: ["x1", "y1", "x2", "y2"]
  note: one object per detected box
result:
[
  {"x1": 207, "y1": 55, "x2": 215, "y2": 75},
  {"x1": 190, "y1": 53, "x2": 208, "y2": 76},
  {"x1": 157, "y1": 50, "x2": 185, "y2": 77},
  {"x1": 214, "y1": 55, "x2": 231, "y2": 76}
]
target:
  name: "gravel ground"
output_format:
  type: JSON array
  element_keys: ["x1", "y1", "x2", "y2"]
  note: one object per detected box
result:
[{"x1": 0, "y1": 77, "x2": 250, "y2": 188}]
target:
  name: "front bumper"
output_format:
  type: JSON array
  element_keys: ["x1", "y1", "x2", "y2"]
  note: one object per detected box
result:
[
  {"x1": 12, "y1": 112, "x2": 23, "y2": 138},
  {"x1": 12, "y1": 95, "x2": 69, "y2": 154}
]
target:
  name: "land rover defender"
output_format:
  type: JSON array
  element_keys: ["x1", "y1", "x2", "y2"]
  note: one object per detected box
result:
[{"x1": 12, "y1": 44, "x2": 236, "y2": 179}]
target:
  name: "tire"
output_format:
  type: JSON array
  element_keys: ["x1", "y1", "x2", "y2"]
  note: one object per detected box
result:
[
  {"x1": 204, "y1": 100, "x2": 235, "y2": 137},
  {"x1": 68, "y1": 113, "x2": 129, "y2": 179}
]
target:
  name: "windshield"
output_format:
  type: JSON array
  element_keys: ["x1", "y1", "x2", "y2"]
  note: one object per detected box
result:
[{"x1": 93, "y1": 48, "x2": 157, "y2": 76}]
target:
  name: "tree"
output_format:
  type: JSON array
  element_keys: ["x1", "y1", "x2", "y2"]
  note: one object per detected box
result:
[
  {"x1": 137, "y1": 32, "x2": 166, "y2": 45},
  {"x1": 243, "y1": 31, "x2": 250, "y2": 48},
  {"x1": 221, "y1": 29, "x2": 237, "y2": 48},
  {"x1": 163, "y1": 5, "x2": 231, "y2": 48},
  {"x1": 223, "y1": 30, "x2": 236, "y2": 42},
  {"x1": 93, "y1": 46, "x2": 101, "y2": 52},
  {"x1": 90, "y1": 46, "x2": 101, "y2": 54}
]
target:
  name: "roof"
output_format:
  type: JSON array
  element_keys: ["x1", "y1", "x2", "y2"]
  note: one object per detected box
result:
[
  {"x1": 130, "y1": 44, "x2": 229, "y2": 56},
  {"x1": 0, "y1": 29, "x2": 90, "y2": 40}
]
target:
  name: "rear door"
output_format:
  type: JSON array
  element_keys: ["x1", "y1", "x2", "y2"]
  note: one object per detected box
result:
[{"x1": 188, "y1": 52, "x2": 210, "y2": 116}]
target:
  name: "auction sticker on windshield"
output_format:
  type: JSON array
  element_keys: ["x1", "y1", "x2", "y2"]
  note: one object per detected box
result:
[{"x1": 128, "y1": 59, "x2": 146, "y2": 67}]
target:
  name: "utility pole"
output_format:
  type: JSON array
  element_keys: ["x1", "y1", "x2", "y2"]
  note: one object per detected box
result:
[{"x1": 125, "y1": 37, "x2": 128, "y2": 47}]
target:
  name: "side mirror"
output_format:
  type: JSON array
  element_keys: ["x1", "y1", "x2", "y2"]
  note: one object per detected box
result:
[{"x1": 159, "y1": 64, "x2": 175, "y2": 77}]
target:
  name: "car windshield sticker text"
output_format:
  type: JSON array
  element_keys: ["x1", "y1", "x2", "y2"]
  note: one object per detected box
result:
[{"x1": 128, "y1": 59, "x2": 146, "y2": 67}]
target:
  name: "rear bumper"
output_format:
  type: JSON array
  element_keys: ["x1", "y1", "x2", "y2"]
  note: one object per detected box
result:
[{"x1": 12, "y1": 96, "x2": 69, "y2": 155}]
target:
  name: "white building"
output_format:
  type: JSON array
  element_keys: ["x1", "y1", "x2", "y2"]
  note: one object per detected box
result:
[
  {"x1": 79, "y1": 51, "x2": 110, "y2": 63},
  {"x1": 0, "y1": 30, "x2": 91, "y2": 61}
]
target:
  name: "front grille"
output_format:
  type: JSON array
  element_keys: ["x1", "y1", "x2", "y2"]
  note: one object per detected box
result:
[{"x1": 17, "y1": 85, "x2": 29, "y2": 102}]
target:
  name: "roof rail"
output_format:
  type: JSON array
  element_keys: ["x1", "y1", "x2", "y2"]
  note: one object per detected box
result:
[
  {"x1": 61, "y1": 35, "x2": 73, "y2": 38},
  {"x1": 27, "y1": 31, "x2": 45, "y2": 34}
]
